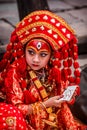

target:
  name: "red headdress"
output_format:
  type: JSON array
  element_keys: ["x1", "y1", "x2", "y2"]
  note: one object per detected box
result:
[{"x1": 0, "y1": 10, "x2": 80, "y2": 94}]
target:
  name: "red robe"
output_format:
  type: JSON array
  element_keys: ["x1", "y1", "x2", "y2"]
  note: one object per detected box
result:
[{"x1": 1, "y1": 58, "x2": 87, "y2": 130}]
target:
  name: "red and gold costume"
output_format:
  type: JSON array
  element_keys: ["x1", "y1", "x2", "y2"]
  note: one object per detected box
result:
[{"x1": 0, "y1": 10, "x2": 87, "y2": 130}]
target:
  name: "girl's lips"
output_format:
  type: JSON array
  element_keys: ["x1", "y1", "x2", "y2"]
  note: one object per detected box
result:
[{"x1": 32, "y1": 64, "x2": 39, "y2": 67}]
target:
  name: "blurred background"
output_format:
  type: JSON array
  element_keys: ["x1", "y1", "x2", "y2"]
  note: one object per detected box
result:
[{"x1": 0, "y1": 0, "x2": 87, "y2": 68}]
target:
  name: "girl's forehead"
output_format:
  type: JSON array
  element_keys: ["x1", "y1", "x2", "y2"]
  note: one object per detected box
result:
[{"x1": 26, "y1": 39, "x2": 51, "y2": 52}]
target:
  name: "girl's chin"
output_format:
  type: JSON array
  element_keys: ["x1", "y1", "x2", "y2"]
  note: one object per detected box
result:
[{"x1": 30, "y1": 66, "x2": 41, "y2": 71}]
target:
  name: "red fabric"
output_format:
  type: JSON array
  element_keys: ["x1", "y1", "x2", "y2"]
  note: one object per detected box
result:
[
  {"x1": 23, "y1": 90, "x2": 36, "y2": 104},
  {"x1": 0, "y1": 103, "x2": 28, "y2": 130},
  {"x1": 3, "y1": 61, "x2": 87, "y2": 130}
]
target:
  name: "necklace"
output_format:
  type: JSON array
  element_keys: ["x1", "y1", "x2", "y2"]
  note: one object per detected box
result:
[
  {"x1": 27, "y1": 66, "x2": 55, "y2": 94},
  {"x1": 35, "y1": 68, "x2": 54, "y2": 93}
]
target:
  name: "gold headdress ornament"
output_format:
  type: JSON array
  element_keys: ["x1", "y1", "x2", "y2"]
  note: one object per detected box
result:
[{"x1": 16, "y1": 10, "x2": 76, "y2": 51}]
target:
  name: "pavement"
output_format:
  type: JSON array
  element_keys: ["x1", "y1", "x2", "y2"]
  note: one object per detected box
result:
[{"x1": 0, "y1": 0, "x2": 87, "y2": 68}]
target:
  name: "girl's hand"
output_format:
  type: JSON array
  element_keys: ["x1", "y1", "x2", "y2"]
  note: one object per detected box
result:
[{"x1": 43, "y1": 95, "x2": 65, "y2": 108}]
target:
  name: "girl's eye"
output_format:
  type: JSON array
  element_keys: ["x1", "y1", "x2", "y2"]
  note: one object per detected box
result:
[
  {"x1": 28, "y1": 49, "x2": 35, "y2": 55},
  {"x1": 40, "y1": 53, "x2": 48, "y2": 57}
]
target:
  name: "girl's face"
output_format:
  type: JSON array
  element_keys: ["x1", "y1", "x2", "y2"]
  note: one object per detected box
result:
[{"x1": 25, "y1": 39, "x2": 51, "y2": 71}]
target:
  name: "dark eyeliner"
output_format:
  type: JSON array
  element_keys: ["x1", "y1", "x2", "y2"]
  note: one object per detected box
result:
[{"x1": 28, "y1": 49, "x2": 35, "y2": 55}]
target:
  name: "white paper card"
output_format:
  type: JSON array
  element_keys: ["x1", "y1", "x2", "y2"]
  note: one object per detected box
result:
[{"x1": 59, "y1": 85, "x2": 77, "y2": 101}]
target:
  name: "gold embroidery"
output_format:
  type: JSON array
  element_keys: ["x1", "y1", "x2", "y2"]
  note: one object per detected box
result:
[
  {"x1": 29, "y1": 70, "x2": 59, "y2": 128},
  {"x1": 29, "y1": 70, "x2": 36, "y2": 79},
  {"x1": 16, "y1": 10, "x2": 75, "y2": 34},
  {"x1": 6, "y1": 116, "x2": 16, "y2": 126},
  {"x1": 40, "y1": 89, "x2": 48, "y2": 99},
  {"x1": 34, "y1": 80, "x2": 42, "y2": 89},
  {"x1": 29, "y1": 70, "x2": 48, "y2": 99},
  {"x1": 16, "y1": 22, "x2": 68, "y2": 43},
  {"x1": 21, "y1": 33, "x2": 59, "y2": 51}
]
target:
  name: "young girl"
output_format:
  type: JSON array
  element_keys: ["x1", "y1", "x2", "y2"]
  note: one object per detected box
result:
[{"x1": 0, "y1": 10, "x2": 87, "y2": 130}]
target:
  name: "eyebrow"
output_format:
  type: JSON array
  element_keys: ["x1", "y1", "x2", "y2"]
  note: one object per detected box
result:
[
  {"x1": 40, "y1": 51, "x2": 49, "y2": 53},
  {"x1": 28, "y1": 48, "x2": 50, "y2": 53}
]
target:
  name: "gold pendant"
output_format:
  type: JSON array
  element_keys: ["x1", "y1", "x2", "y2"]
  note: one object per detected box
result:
[{"x1": 43, "y1": 113, "x2": 58, "y2": 128}]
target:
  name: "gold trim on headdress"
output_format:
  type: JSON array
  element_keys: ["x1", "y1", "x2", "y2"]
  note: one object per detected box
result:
[
  {"x1": 16, "y1": 10, "x2": 75, "y2": 34},
  {"x1": 16, "y1": 22, "x2": 68, "y2": 43},
  {"x1": 21, "y1": 33, "x2": 59, "y2": 50},
  {"x1": 16, "y1": 10, "x2": 76, "y2": 51}
]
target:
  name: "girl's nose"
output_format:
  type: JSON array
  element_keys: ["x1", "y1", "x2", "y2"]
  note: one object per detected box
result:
[{"x1": 33, "y1": 55, "x2": 39, "y2": 63}]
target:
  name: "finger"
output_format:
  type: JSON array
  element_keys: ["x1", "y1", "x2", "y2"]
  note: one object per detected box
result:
[
  {"x1": 57, "y1": 103, "x2": 62, "y2": 108},
  {"x1": 55, "y1": 101, "x2": 62, "y2": 108},
  {"x1": 54, "y1": 95, "x2": 63, "y2": 100}
]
